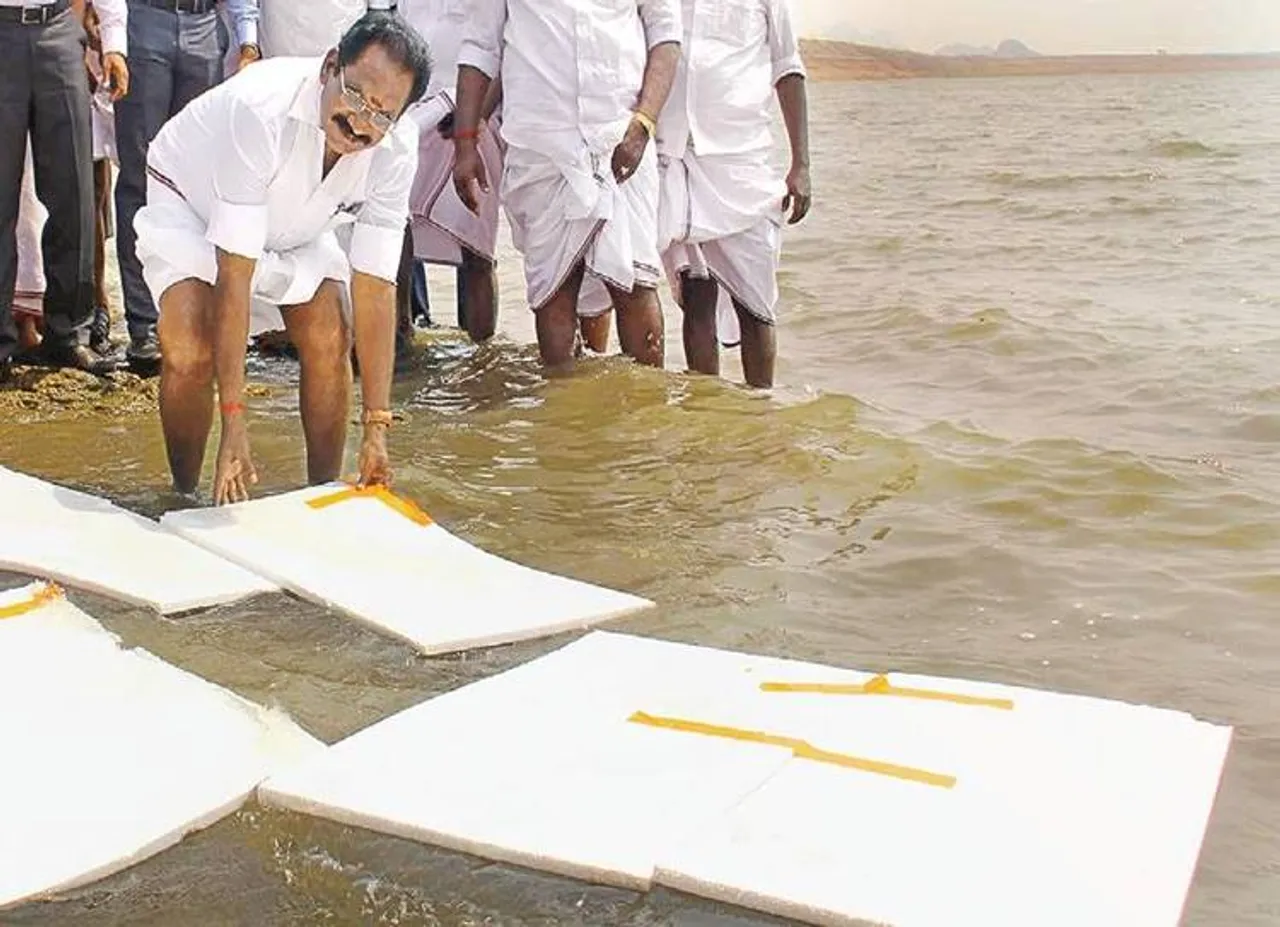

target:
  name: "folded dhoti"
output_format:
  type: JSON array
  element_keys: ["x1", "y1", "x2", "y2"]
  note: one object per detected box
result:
[
  {"x1": 409, "y1": 111, "x2": 504, "y2": 266},
  {"x1": 503, "y1": 139, "x2": 662, "y2": 313},
  {"x1": 659, "y1": 149, "x2": 786, "y2": 348}
]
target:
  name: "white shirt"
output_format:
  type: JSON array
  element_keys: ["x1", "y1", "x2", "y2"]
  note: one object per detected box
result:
[
  {"x1": 0, "y1": 0, "x2": 129, "y2": 55},
  {"x1": 146, "y1": 56, "x2": 417, "y2": 283},
  {"x1": 259, "y1": 0, "x2": 365, "y2": 57},
  {"x1": 659, "y1": 0, "x2": 805, "y2": 160},
  {"x1": 458, "y1": 0, "x2": 682, "y2": 160},
  {"x1": 398, "y1": 0, "x2": 465, "y2": 105}
]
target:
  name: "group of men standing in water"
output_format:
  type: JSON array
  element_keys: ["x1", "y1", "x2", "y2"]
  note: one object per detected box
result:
[{"x1": 0, "y1": 0, "x2": 812, "y2": 504}]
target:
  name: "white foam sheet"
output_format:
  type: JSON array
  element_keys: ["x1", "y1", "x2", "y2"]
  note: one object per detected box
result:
[
  {"x1": 258, "y1": 631, "x2": 1231, "y2": 926},
  {"x1": 0, "y1": 466, "x2": 276, "y2": 613},
  {"x1": 258, "y1": 631, "x2": 797, "y2": 889},
  {"x1": 160, "y1": 484, "x2": 654, "y2": 656},
  {"x1": 0, "y1": 582, "x2": 322, "y2": 911}
]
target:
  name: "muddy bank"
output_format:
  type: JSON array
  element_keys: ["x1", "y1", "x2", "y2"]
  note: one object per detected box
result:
[{"x1": 0, "y1": 367, "x2": 160, "y2": 421}]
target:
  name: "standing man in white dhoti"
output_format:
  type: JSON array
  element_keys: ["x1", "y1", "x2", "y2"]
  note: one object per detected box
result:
[
  {"x1": 452, "y1": 0, "x2": 682, "y2": 369},
  {"x1": 658, "y1": 0, "x2": 811, "y2": 388},
  {"x1": 132, "y1": 13, "x2": 430, "y2": 504},
  {"x1": 399, "y1": 0, "x2": 503, "y2": 344}
]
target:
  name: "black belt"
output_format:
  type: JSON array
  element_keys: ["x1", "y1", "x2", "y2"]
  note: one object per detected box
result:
[
  {"x1": 0, "y1": 0, "x2": 70, "y2": 26},
  {"x1": 131, "y1": 0, "x2": 218, "y2": 14}
]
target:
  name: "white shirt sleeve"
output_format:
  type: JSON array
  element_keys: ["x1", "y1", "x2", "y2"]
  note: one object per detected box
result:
[
  {"x1": 637, "y1": 0, "x2": 682, "y2": 49},
  {"x1": 89, "y1": 0, "x2": 129, "y2": 57},
  {"x1": 456, "y1": 0, "x2": 506, "y2": 80},
  {"x1": 206, "y1": 96, "x2": 275, "y2": 261},
  {"x1": 348, "y1": 136, "x2": 418, "y2": 283},
  {"x1": 767, "y1": 0, "x2": 806, "y2": 84}
]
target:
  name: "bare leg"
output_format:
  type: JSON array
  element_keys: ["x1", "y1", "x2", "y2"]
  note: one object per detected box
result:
[
  {"x1": 578, "y1": 310, "x2": 612, "y2": 354},
  {"x1": 283, "y1": 280, "x2": 352, "y2": 484},
  {"x1": 16, "y1": 314, "x2": 42, "y2": 352},
  {"x1": 156, "y1": 278, "x2": 217, "y2": 494},
  {"x1": 535, "y1": 262, "x2": 586, "y2": 369},
  {"x1": 92, "y1": 159, "x2": 110, "y2": 311},
  {"x1": 605, "y1": 282, "x2": 665, "y2": 369},
  {"x1": 458, "y1": 248, "x2": 497, "y2": 343},
  {"x1": 679, "y1": 272, "x2": 719, "y2": 376},
  {"x1": 394, "y1": 224, "x2": 415, "y2": 356},
  {"x1": 735, "y1": 299, "x2": 776, "y2": 388}
]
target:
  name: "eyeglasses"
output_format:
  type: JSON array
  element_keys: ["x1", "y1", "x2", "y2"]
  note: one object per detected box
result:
[{"x1": 338, "y1": 67, "x2": 395, "y2": 134}]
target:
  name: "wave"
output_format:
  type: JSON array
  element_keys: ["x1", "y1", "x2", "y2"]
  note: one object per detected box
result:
[
  {"x1": 985, "y1": 169, "x2": 1163, "y2": 190},
  {"x1": 1150, "y1": 138, "x2": 1235, "y2": 159}
]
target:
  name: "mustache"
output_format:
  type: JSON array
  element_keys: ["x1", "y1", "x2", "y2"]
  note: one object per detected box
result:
[{"x1": 333, "y1": 113, "x2": 372, "y2": 145}]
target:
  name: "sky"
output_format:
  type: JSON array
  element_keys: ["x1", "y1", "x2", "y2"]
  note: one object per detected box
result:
[{"x1": 793, "y1": 0, "x2": 1280, "y2": 56}]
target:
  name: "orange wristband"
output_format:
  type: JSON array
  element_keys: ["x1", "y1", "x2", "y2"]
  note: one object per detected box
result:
[
  {"x1": 220, "y1": 400, "x2": 245, "y2": 417},
  {"x1": 454, "y1": 126, "x2": 480, "y2": 141}
]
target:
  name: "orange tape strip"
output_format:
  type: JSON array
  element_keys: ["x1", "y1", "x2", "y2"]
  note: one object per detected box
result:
[
  {"x1": 628, "y1": 711, "x2": 956, "y2": 789},
  {"x1": 760, "y1": 674, "x2": 1014, "y2": 711},
  {"x1": 0, "y1": 583, "x2": 64, "y2": 621},
  {"x1": 306, "y1": 484, "x2": 433, "y2": 527}
]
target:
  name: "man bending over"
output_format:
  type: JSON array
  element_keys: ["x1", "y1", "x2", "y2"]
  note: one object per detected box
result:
[{"x1": 133, "y1": 12, "x2": 430, "y2": 503}]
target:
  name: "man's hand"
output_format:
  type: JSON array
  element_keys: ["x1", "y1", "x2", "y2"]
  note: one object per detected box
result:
[
  {"x1": 357, "y1": 426, "x2": 392, "y2": 487},
  {"x1": 611, "y1": 117, "x2": 650, "y2": 185},
  {"x1": 213, "y1": 416, "x2": 257, "y2": 505},
  {"x1": 102, "y1": 52, "x2": 129, "y2": 102},
  {"x1": 237, "y1": 43, "x2": 261, "y2": 72},
  {"x1": 783, "y1": 163, "x2": 812, "y2": 224},
  {"x1": 453, "y1": 139, "x2": 489, "y2": 214}
]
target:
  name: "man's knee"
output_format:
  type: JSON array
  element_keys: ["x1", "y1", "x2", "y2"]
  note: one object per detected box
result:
[
  {"x1": 158, "y1": 316, "x2": 213, "y2": 380},
  {"x1": 294, "y1": 287, "x2": 352, "y2": 366}
]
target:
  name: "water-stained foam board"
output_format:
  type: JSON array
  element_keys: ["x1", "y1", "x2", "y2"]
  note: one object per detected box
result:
[
  {"x1": 0, "y1": 466, "x2": 276, "y2": 613},
  {"x1": 258, "y1": 631, "x2": 1231, "y2": 926},
  {"x1": 160, "y1": 484, "x2": 654, "y2": 656},
  {"x1": 647, "y1": 665, "x2": 1233, "y2": 927},
  {"x1": 0, "y1": 582, "x2": 322, "y2": 911}
]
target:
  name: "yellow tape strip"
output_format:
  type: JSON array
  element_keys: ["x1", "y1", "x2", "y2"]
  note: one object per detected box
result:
[
  {"x1": 0, "y1": 583, "x2": 64, "y2": 621},
  {"x1": 760, "y1": 674, "x2": 1014, "y2": 711},
  {"x1": 628, "y1": 711, "x2": 956, "y2": 789},
  {"x1": 306, "y1": 484, "x2": 433, "y2": 527}
]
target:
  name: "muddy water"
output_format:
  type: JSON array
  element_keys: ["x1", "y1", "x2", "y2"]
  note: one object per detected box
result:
[{"x1": 2, "y1": 71, "x2": 1279, "y2": 925}]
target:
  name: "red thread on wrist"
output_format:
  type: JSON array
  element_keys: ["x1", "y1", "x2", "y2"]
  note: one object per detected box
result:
[
  {"x1": 454, "y1": 127, "x2": 481, "y2": 141},
  {"x1": 221, "y1": 401, "x2": 245, "y2": 417}
]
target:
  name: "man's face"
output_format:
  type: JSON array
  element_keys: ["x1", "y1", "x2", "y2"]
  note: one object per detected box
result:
[{"x1": 320, "y1": 45, "x2": 415, "y2": 157}]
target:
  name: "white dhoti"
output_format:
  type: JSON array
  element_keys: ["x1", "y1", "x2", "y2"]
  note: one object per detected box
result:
[
  {"x1": 134, "y1": 174, "x2": 352, "y2": 336},
  {"x1": 409, "y1": 112, "x2": 504, "y2": 266},
  {"x1": 14, "y1": 140, "x2": 47, "y2": 319},
  {"x1": 502, "y1": 139, "x2": 662, "y2": 314},
  {"x1": 659, "y1": 149, "x2": 785, "y2": 348}
]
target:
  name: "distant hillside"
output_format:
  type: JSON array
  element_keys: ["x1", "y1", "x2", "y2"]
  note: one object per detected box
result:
[
  {"x1": 936, "y1": 38, "x2": 1041, "y2": 59},
  {"x1": 799, "y1": 38, "x2": 1280, "y2": 82}
]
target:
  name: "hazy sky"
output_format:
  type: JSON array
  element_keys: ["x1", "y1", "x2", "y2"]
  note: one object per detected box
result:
[{"x1": 794, "y1": 0, "x2": 1280, "y2": 55}]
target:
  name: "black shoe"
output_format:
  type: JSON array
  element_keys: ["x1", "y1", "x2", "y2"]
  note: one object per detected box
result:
[
  {"x1": 0, "y1": 358, "x2": 12, "y2": 384},
  {"x1": 127, "y1": 333, "x2": 161, "y2": 373},
  {"x1": 89, "y1": 307, "x2": 115, "y2": 355},
  {"x1": 40, "y1": 341, "x2": 118, "y2": 376}
]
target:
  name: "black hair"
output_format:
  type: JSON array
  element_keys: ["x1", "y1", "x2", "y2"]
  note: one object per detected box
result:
[{"x1": 336, "y1": 11, "x2": 433, "y2": 112}]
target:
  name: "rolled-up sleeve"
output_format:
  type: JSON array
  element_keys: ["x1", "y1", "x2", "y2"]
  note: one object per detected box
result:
[
  {"x1": 206, "y1": 97, "x2": 274, "y2": 260},
  {"x1": 767, "y1": 0, "x2": 806, "y2": 84},
  {"x1": 90, "y1": 0, "x2": 129, "y2": 57},
  {"x1": 456, "y1": 0, "x2": 506, "y2": 80},
  {"x1": 348, "y1": 134, "x2": 418, "y2": 283},
  {"x1": 637, "y1": 0, "x2": 682, "y2": 49},
  {"x1": 223, "y1": 0, "x2": 259, "y2": 48}
]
